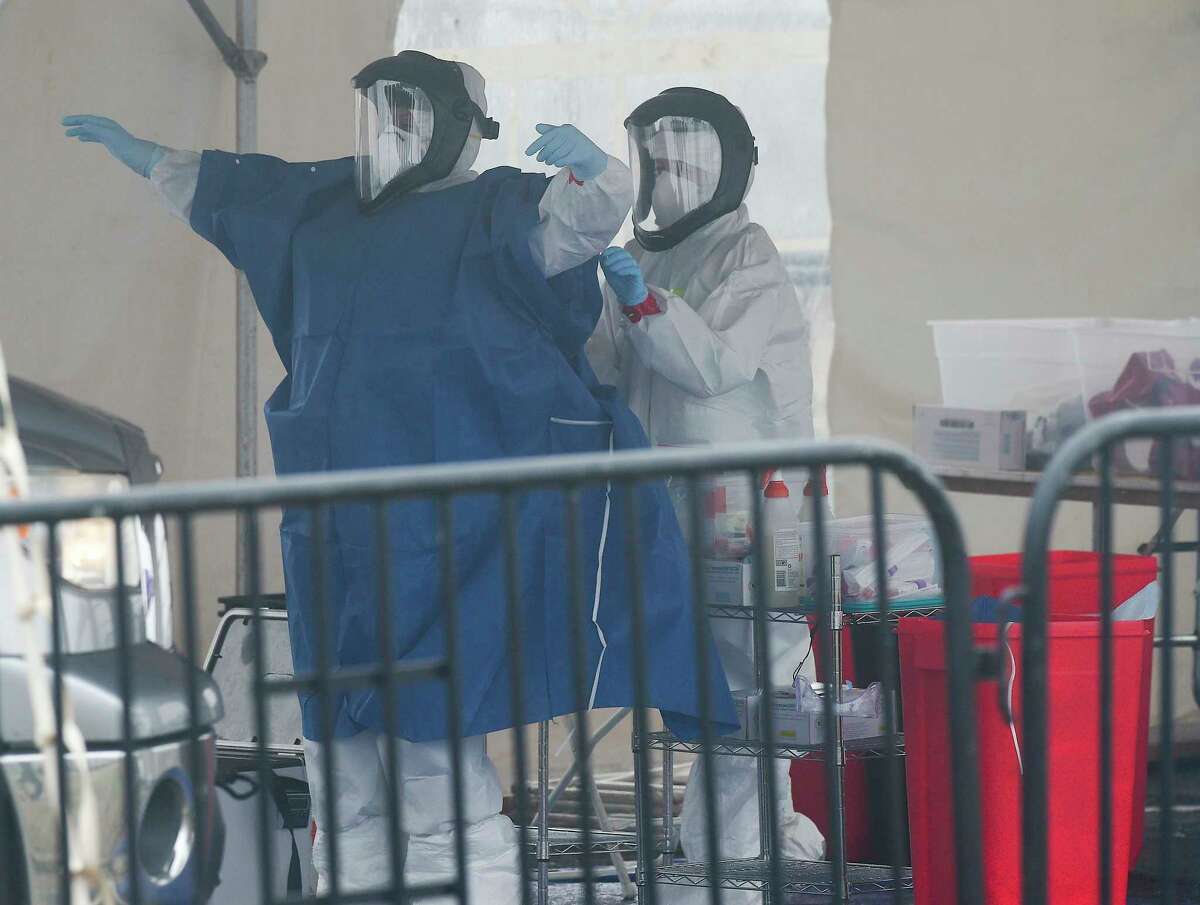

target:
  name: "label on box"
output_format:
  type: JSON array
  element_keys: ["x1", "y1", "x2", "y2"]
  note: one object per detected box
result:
[
  {"x1": 913, "y1": 405, "x2": 1027, "y2": 471},
  {"x1": 704, "y1": 559, "x2": 753, "y2": 607}
]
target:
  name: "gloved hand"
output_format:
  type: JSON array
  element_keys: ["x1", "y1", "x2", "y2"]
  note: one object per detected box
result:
[
  {"x1": 62, "y1": 115, "x2": 165, "y2": 178},
  {"x1": 600, "y1": 247, "x2": 649, "y2": 308},
  {"x1": 524, "y1": 124, "x2": 608, "y2": 181}
]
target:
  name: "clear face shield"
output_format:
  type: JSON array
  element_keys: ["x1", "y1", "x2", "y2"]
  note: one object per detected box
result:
[
  {"x1": 629, "y1": 116, "x2": 723, "y2": 234},
  {"x1": 355, "y1": 80, "x2": 436, "y2": 206}
]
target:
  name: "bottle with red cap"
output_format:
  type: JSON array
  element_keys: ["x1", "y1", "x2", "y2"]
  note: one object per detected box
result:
[
  {"x1": 763, "y1": 470, "x2": 803, "y2": 607},
  {"x1": 798, "y1": 466, "x2": 832, "y2": 592}
]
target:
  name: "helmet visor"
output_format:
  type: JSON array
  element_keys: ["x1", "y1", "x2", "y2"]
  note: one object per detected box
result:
[
  {"x1": 355, "y1": 80, "x2": 435, "y2": 205},
  {"x1": 628, "y1": 116, "x2": 722, "y2": 233}
]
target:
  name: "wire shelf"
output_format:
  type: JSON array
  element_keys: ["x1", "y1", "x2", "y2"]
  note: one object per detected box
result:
[
  {"x1": 640, "y1": 731, "x2": 904, "y2": 761},
  {"x1": 521, "y1": 828, "x2": 662, "y2": 858},
  {"x1": 706, "y1": 599, "x2": 944, "y2": 625},
  {"x1": 652, "y1": 858, "x2": 913, "y2": 895}
]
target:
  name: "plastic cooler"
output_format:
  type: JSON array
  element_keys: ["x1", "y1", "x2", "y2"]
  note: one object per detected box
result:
[
  {"x1": 900, "y1": 616, "x2": 1149, "y2": 905},
  {"x1": 930, "y1": 318, "x2": 1200, "y2": 471},
  {"x1": 969, "y1": 551, "x2": 1157, "y2": 863}
]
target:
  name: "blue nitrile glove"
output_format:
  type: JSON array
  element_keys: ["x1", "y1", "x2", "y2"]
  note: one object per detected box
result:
[
  {"x1": 62, "y1": 115, "x2": 165, "y2": 178},
  {"x1": 600, "y1": 247, "x2": 649, "y2": 308},
  {"x1": 524, "y1": 123, "x2": 609, "y2": 181}
]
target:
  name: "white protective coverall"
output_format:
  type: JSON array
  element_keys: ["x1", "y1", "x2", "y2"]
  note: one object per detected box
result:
[
  {"x1": 587, "y1": 200, "x2": 825, "y2": 901},
  {"x1": 148, "y1": 61, "x2": 633, "y2": 905}
]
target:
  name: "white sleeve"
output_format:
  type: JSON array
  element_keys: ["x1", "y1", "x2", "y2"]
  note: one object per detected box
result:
[
  {"x1": 148, "y1": 148, "x2": 202, "y2": 223},
  {"x1": 585, "y1": 285, "x2": 626, "y2": 386},
  {"x1": 529, "y1": 155, "x2": 634, "y2": 278},
  {"x1": 623, "y1": 234, "x2": 790, "y2": 399}
]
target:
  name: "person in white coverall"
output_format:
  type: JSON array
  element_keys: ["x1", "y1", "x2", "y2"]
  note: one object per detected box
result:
[
  {"x1": 586, "y1": 87, "x2": 825, "y2": 900},
  {"x1": 65, "y1": 53, "x2": 636, "y2": 905}
]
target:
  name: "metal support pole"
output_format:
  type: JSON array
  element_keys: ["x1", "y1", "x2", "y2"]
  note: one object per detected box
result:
[
  {"x1": 233, "y1": 0, "x2": 259, "y2": 594},
  {"x1": 184, "y1": 0, "x2": 268, "y2": 594},
  {"x1": 538, "y1": 720, "x2": 550, "y2": 905},
  {"x1": 829, "y1": 554, "x2": 849, "y2": 903}
]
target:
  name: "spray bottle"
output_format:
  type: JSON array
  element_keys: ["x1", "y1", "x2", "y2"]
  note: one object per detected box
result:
[
  {"x1": 763, "y1": 471, "x2": 802, "y2": 607},
  {"x1": 798, "y1": 467, "x2": 832, "y2": 594}
]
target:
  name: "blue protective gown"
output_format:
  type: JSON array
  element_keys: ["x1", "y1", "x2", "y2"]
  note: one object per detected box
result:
[{"x1": 189, "y1": 151, "x2": 737, "y2": 742}]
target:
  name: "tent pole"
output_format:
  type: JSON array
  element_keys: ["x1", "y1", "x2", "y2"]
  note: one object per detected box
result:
[{"x1": 184, "y1": 0, "x2": 266, "y2": 594}]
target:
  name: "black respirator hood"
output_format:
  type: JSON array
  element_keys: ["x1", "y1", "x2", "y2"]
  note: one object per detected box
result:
[
  {"x1": 626, "y1": 87, "x2": 757, "y2": 252},
  {"x1": 352, "y1": 50, "x2": 499, "y2": 214}
]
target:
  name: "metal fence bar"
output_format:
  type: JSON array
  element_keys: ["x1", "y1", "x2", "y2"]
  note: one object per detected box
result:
[
  {"x1": 0, "y1": 437, "x2": 985, "y2": 904},
  {"x1": 112, "y1": 516, "x2": 142, "y2": 905},
  {"x1": 311, "y1": 505, "x2": 340, "y2": 905},
  {"x1": 436, "y1": 495, "x2": 470, "y2": 905},
  {"x1": 869, "y1": 467, "x2": 906, "y2": 902},
  {"x1": 684, "y1": 474, "x2": 722, "y2": 905},
  {"x1": 622, "y1": 483, "x2": 658, "y2": 905},
  {"x1": 45, "y1": 521, "x2": 71, "y2": 905},
  {"x1": 563, "y1": 487, "x2": 596, "y2": 905},
  {"x1": 246, "y1": 507, "x2": 275, "y2": 905},
  {"x1": 0, "y1": 440, "x2": 976, "y2": 525},
  {"x1": 1195, "y1": 505, "x2": 1200, "y2": 712},
  {"x1": 178, "y1": 515, "x2": 209, "y2": 905},
  {"x1": 748, "y1": 470, "x2": 785, "y2": 903},
  {"x1": 372, "y1": 500, "x2": 408, "y2": 904},
  {"x1": 267, "y1": 660, "x2": 445, "y2": 696},
  {"x1": 1097, "y1": 450, "x2": 1114, "y2": 905},
  {"x1": 1022, "y1": 407, "x2": 1200, "y2": 905},
  {"x1": 922, "y1": 459, "x2": 984, "y2": 905},
  {"x1": 500, "y1": 492, "x2": 534, "y2": 905},
  {"x1": 1158, "y1": 439, "x2": 1177, "y2": 905}
]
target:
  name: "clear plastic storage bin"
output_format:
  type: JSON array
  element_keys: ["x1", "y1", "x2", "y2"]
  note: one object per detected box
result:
[
  {"x1": 930, "y1": 318, "x2": 1200, "y2": 472},
  {"x1": 819, "y1": 514, "x2": 940, "y2": 601}
]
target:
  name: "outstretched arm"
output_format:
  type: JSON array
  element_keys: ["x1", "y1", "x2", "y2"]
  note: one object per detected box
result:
[
  {"x1": 524, "y1": 124, "x2": 634, "y2": 279},
  {"x1": 63, "y1": 115, "x2": 198, "y2": 221}
]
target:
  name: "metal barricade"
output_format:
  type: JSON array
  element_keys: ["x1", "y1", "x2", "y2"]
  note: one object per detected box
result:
[
  {"x1": 1022, "y1": 407, "x2": 1200, "y2": 905},
  {"x1": 0, "y1": 439, "x2": 985, "y2": 905}
]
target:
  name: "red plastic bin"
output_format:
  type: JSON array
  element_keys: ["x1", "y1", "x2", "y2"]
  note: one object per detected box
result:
[
  {"x1": 969, "y1": 551, "x2": 1156, "y2": 862},
  {"x1": 899, "y1": 617, "x2": 1148, "y2": 905},
  {"x1": 970, "y1": 551, "x2": 1157, "y2": 615}
]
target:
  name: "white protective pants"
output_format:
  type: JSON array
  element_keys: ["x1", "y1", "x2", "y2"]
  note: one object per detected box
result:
[
  {"x1": 303, "y1": 733, "x2": 521, "y2": 905},
  {"x1": 661, "y1": 618, "x2": 826, "y2": 905}
]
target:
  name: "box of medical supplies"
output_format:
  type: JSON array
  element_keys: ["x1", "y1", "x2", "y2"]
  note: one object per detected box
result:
[
  {"x1": 736, "y1": 686, "x2": 890, "y2": 746},
  {"x1": 913, "y1": 405, "x2": 1026, "y2": 471},
  {"x1": 703, "y1": 558, "x2": 755, "y2": 607}
]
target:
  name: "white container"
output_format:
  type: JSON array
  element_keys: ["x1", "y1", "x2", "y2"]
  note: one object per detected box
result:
[
  {"x1": 931, "y1": 318, "x2": 1092, "y2": 418},
  {"x1": 796, "y1": 469, "x2": 831, "y2": 599},
  {"x1": 763, "y1": 477, "x2": 803, "y2": 606},
  {"x1": 930, "y1": 318, "x2": 1200, "y2": 468}
]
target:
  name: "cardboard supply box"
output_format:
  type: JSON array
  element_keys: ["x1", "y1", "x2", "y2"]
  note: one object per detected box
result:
[
  {"x1": 733, "y1": 689, "x2": 890, "y2": 746},
  {"x1": 703, "y1": 558, "x2": 755, "y2": 607},
  {"x1": 913, "y1": 405, "x2": 1026, "y2": 472}
]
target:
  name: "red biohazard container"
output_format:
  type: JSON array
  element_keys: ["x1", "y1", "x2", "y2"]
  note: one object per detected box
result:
[
  {"x1": 899, "y1": 616, "x2": 1148, "y2": 905},
  {"x1": 970, "y1": 551, "x2": 1158, "y2": 615},
  {"x1": 969, "y1": 551, "x2": 1157, "y2": 862}
]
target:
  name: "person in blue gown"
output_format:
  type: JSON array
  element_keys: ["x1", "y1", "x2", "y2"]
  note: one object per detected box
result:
[{"x1": 65, "y1": 51, "x2": 736, "y2": 901}]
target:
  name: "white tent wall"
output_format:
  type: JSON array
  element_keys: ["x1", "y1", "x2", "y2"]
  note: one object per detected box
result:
[
  {"x1": 0, "y1": 0, "x2": 397, "y2": 649},
  {"x1": 826, "y1": 0, "x2": 1200, "y2": 723}
]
